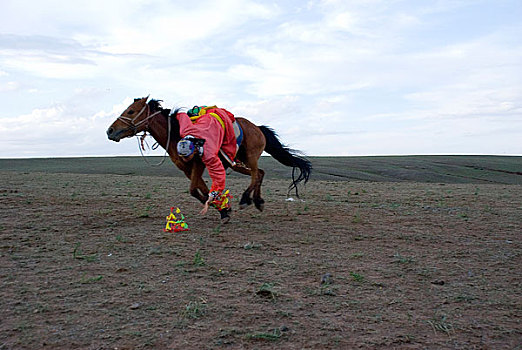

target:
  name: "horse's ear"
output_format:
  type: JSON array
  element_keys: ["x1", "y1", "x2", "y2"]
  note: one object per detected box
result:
[
  {"x1": 134, "y1": 98, "x2": 140, "y2": 102},
  {"x1": 145, "y1": 94, "x2": 150, "y2": 102}
]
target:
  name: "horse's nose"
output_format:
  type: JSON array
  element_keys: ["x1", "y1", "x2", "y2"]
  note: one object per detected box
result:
[{"x1": 107, "y1": 127, "x2": 118, "y2": 141}]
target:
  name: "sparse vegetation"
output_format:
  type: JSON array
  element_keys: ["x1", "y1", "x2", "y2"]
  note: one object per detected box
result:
[
  {"x1": 193, "y1": 250, "x2": 205, "y2": 266},
  {"x1": 350, "y1": 272, "x2": 365, "y2": 282},
  {"x1": 427, "y1": 314, "x2": 454, "y2": 335},
  {"x1": 182, "y1": 300, "x2": 207, "y2": 319},
  {"x1": 0, "y1": 157, "x2": 520, "y2": 349},
  {"x1": 73, "y1": 243, "x2": 98, "y2": 262},
  {"x1": 246, "y1": 328, "x2": 282, "y2": 341}
]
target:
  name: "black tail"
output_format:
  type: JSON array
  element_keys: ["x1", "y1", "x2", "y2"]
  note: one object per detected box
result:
[{"x1": 259, "y1": 125, "x2": 312, "y2": 197}]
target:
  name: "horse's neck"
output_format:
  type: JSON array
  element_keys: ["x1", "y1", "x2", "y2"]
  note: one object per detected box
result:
[
  {"x1": 147, "y1": 112, "x2": 190, "y2": 171},
  {"x1": 148, "y1": 114, "x2": 179, "y2": 155}
]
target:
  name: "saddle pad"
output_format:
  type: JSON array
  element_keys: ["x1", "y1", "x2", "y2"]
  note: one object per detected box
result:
[
  {"x1": 220, "y1": 121, "x2": 243, "y2": 167},
  {"x1": 233, "y1": 121, "x2": 243, "y2": 148}
]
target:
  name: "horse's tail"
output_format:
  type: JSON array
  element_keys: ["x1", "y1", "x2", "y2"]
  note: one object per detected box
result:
[{"x1": 259, "y1": 125, "x2": 312, "y2": 197}]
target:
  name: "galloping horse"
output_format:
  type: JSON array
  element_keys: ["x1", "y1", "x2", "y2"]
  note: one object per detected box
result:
[{"x1": 106, "y1": 96, "x2": 311, "y2": 220}]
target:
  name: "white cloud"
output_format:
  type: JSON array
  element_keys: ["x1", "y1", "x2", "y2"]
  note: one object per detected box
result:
[
  {"x1": 0, "y1": 98, "x2": 144, "y2": 158},
  {"x1": 0, "y1": 0, "x2": 521, "y2": 157},
  {"x1": 0, "y1": 81, "x2": 19, "y2": 92}
]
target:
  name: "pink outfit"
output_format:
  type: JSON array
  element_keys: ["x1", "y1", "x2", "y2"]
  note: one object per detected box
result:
[
  {"x1": 202, "y1": 107, "x2": 237, "y2": 160},
  {"x1": 176, "y1": 109, "x2": 236, "y2": 193}
]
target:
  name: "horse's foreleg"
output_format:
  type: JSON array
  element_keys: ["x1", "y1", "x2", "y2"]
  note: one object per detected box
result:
[
  {"x1": 190, "y1": 184, "x2": 208, "y2": 204},
  {"x1": 189, "y1": 162, "x2": 209, "y2": 204}
]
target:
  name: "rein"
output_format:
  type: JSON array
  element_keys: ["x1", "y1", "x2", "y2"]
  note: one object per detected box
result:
[
  {"x1": 117, "y1": 103, "x2": 156, "y2": 132},
  {"x1": 118, "y1": 103, "x2": 172, "y2": 167}
]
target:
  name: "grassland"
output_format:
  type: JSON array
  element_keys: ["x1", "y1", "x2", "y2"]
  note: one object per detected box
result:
[
  {"x1": 1, "y1": 155, "x2": 521, "y2": 349},
  {"x1": 1, "y1": 155, "x2": 521, "y2": 184}
]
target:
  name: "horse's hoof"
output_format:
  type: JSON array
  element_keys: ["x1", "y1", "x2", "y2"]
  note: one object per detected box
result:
[
  {"x1": 239, "y1": 193, "x2": 252, "y2": 209},
  {"x1": 254, "y1": 198, "x2": 265, "y2": 212}
]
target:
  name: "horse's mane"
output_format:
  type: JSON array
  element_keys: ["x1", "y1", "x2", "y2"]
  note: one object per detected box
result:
[
  {"x1": 145, "y1": 99, "x2": 181, "y2": 142},
  {"x1": 148, "y1": 99, "x2": 170, "y2": 116}
]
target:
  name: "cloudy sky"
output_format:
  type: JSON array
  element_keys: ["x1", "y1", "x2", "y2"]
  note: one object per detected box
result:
[{"x1": 1, "y1": 0, "x2": 521, "y2": 158}]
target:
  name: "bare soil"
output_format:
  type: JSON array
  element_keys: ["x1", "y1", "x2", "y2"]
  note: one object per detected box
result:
[{"x1": 1, "y1": 170, "x2": 521, "y2": 349}]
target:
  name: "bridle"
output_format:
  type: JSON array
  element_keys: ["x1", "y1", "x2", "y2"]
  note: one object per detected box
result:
[
  {"x1": 117, "y1": 102, "x2": 172, "y2": 166},
  {"x1": 117, "y1": 103, "x2": 160, "y2": 133}
]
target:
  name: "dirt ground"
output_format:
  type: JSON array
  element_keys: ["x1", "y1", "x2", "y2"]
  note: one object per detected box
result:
[{"x1": 1, "y1": 171, "x2": 520, "y2": 349}]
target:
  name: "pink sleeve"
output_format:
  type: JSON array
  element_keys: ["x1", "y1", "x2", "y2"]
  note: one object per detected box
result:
[
  {"x1": 176, "y1": 112, "x2": 192, "y2": 137},
  {"x1": 203, "y1": 155, "x2": 226, "y2": 193}
]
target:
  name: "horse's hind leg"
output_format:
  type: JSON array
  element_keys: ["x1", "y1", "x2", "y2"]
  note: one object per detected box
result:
[
  {"x1": 239, "y1": 162, "x2": 264, "y2": 212},
  {"x1": 232, "y1": 164, "x2": 254, "y2": 209},
  {"x1": 253, "y1": 168, "x2": 265, "y2": 211},
  {"x1": 234, "y1": 118, "x2": 266, "y2": 211}
]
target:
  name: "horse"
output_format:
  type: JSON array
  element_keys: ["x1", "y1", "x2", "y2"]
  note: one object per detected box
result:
[{"x1": 106, "y1": 96, "x2": 311, "y2": 221}]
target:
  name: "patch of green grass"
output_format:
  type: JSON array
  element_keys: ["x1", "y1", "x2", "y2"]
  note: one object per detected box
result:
[
  {"x1": 116, "y1": 234, "x2": 128, "y2": 243},
  {"x1": 80, "y1": 274, "x2": 103, "y2": 284},
  {"x1": 352, "y1": 213, "x2": 362, "y2": 223},
  {"x1": 389, "y1": 202, "x2": 401, "y2": 209},
  {"x1": 193, "y1": 250, "x2": 205, "y2": 266},
  {"x1": 246, "y1": 328, "x2": 282, "y2": 341},
  {"x1": 350, "y1": 272, "x2": 364, "y2": 282},
  {"x1": 73, "y1": 243, "x2": 98, "y2": 262},
  {"x1": 181, "y1": 300, "x2": 207, "y2": 319}
]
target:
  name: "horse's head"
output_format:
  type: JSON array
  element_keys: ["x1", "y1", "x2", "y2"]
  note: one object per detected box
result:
[{"x1": 107, "y1": 96, "x2": 151, "y2": 142}]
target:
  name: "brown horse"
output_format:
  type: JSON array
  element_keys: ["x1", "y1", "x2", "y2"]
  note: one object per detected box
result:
[{"x1": 106, "y1": 96, "x2": 311, "y2": 220}]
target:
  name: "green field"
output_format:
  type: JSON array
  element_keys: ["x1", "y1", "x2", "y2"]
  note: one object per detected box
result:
[{"x1": 1, "y1": 155, "x2": 520, "y2": 184}]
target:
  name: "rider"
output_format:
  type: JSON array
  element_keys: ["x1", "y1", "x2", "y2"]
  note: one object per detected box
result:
[{"x1": 175, "y1": 106, "x2": 237, "y2": 218}]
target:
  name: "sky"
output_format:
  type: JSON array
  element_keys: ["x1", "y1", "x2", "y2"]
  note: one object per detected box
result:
[{"x1": 1, "y1": 0, "x2": 521, "y2": 158}]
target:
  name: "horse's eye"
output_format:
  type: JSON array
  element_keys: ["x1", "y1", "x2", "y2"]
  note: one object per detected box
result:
[{"x1": 127, "y1": 110, "x2": 135, "y2": 115}]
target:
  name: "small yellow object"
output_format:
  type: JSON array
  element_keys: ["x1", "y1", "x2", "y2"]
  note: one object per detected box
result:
[{"x1": 164, "y1": 207, "x2": 189, "y2": 232}]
